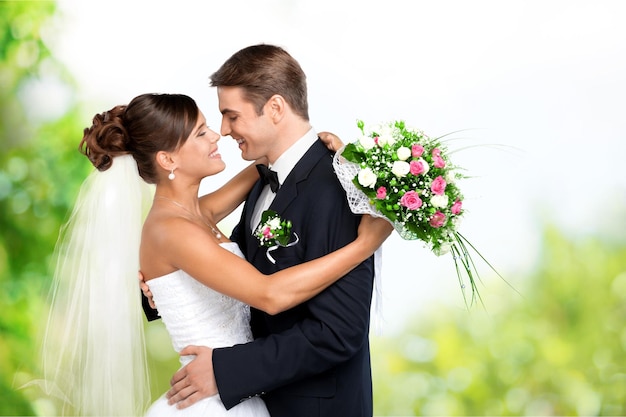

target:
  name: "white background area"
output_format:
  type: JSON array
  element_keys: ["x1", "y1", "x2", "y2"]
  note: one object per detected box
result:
[{"x1": 43, "y1": 0, "x2": 626, "y2": 334}]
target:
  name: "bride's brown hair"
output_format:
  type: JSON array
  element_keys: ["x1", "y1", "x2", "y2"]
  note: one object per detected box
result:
[{"x1": 79, "y1": 93, "x2": 199, "y2": 184}]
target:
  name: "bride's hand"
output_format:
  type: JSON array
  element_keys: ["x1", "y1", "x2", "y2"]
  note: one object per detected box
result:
[
  {"x1": 318, "y1": 131, "x2": 344, "y2": 152},
  {"x1": 357, "y1": 215, "x2": 394, "y2": 253}
]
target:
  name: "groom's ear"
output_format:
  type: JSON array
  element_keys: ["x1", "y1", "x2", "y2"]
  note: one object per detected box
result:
[{"x1": 266, "y1": 94, "x2": 286, "y2": 123}]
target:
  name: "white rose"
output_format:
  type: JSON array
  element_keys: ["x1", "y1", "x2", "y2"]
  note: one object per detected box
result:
[
  {"x1": 430, "y1": 194, "x2": 449, "y2": 208},
  {"x1": 405, "y1": 125, "x2": 423, "y2": 136},
  {"x1": 377, "y1": 125, "x2": 396, "y2": 147},
  {"x1": 358, "y1": 135, "x2": 376, "y2": 150},
  {"x1": 391, "y1": 161, "x2": 410, "y2": 177},
  {"x1": 396, "y1": 146, "x2": 411, "y2": 161},
  {"x1": 368, "y1": 123, "x2": 383, "y2": 133},
  {"x1": 268, "y1": 217, "x2": 281, "y2": 229},
  {"x1": 435, "y1": 242, "x2": 453, "y2": 256},
  {"x1": 357, "y1": 167, "x2": 377, "y2": 188},
  {"x1": 445, "y1": 170, "x2": 456, "y2": 184}
]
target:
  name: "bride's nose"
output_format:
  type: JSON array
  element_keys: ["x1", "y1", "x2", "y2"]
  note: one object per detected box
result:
[{"x1": 209, "y1": 129, "x2": 220, "y2": 143}]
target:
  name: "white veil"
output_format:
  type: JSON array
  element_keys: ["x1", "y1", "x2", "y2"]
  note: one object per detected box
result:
[
  {"x1": 37, "y1": 154, "x2": 154, "y2": 416},
  {"x1": 332, "y1": 147, "x2": 387, "y2": 334}
]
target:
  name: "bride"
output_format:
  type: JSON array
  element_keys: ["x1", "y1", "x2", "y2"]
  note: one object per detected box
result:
[{"x1": 40, "y1": 93, "x2": 391, "y2": 416}]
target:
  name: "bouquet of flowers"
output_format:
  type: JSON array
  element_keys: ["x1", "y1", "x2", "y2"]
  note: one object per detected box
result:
[
  {"x1": 333, "y1": 120, "x2": 499, "y2": 304},
  {"x1": 255, "y1": 210, "x2": 299, "y2": 264}
]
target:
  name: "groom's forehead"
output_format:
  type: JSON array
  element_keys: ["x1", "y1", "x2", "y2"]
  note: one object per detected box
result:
[
  {"x1": 217, "y1": 86, "x2": 245, "y2": 101},
  {"x1": 217, "y1": 87, "x2": 254, "y2": 111}
]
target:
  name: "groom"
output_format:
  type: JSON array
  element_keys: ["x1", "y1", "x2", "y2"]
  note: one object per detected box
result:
[{"x1": 167, "y1": 44, "x2": 376, "y2": 417}]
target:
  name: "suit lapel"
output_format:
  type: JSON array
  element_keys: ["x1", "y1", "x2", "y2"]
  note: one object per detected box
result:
[
  {"x1": 269, "y1": 139, "x2": 328, "y2": 215},
  {"x1": 248, "y1": 139, "x2": 329, "y2": 264},
  {"x1": 244, "y1": 180, "x2": 265, "y2": 259}
]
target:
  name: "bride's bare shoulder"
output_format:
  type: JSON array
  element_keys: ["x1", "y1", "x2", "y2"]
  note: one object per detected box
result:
[
  {"x1": 140, "y1": 209, "x2": 217, "y2": 279},
  {"x1": 142, "y1": 208, "x2": 201, "y2": 246}
]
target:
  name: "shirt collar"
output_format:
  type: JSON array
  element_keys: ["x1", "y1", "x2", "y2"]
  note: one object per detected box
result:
[{"x1": 269, "y1": 127, "x2": 318, "y2": 185}]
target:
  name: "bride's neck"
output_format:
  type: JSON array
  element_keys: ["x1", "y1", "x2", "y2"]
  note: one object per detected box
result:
[{"x1": 154, "y1": 184, "x2": 201, "y2": 211}]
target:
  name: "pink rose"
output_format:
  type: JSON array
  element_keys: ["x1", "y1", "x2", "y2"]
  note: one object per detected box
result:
[
  {"x1": 433, "y1": 154, "x2": 446, "y2": 169},
  {"x1": 432, "y1": 148, "x2": 441, "y2": 157},
  {"x1": 431, "y1": 176, "x2": 447, "y2": 195},
  {"x1": 451, "y1": 199, "x2": 463, "y2": 215},
  {"x1": 262, "y1": 227, "x2": 273, "y2": 238},
  {"x1": 429, "y1": 211, "x2": 446, "y2": 228},
  {"x1": 410, "y1": 160, "x2": 426, "y2": 175},
  {"x1": 374, "y1": 136, "x2": 379, "y2": 145},
  {"x1": 376, "y1": 186, "x2": 387, "y2": 199},
  {"x1": 400, "y1": 191, "x2": 423, "y2": 210},
  {"x1": 412, "y1": 144, "x2": 424, "y2": 158}
]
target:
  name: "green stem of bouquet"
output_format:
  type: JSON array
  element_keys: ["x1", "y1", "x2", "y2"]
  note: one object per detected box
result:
[
  {"x1": 451, "y1": 232, "x2": 518, "y2": 308},
  {"x1": 450, "y1": 236, "x2": 483, "y2": 308}
]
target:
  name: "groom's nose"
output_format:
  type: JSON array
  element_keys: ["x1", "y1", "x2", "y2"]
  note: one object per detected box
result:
[{"x1": 220, "y1": 117, "x2": 231, "y2": 137}]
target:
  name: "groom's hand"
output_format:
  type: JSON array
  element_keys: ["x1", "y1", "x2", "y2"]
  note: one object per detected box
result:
[
  {"x1": 167, "y1": 345, "x2": 217, "y2": 409},
  {"x1": 138, "y1": 271, "x2": 155, "y2": 309}
]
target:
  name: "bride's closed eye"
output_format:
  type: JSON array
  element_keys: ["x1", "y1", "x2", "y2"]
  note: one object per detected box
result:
[{"x1": 197, "y1": 125, "x2": 211, "y2": 137}]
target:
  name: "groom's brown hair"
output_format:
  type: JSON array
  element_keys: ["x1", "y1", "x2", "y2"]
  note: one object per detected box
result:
[{"x1": 210, "y1": 44, "x2": 309, "y2": 121}]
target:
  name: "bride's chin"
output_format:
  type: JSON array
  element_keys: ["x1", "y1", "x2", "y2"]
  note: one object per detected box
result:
[{"x1": 207, "y1": 164, "x2": 226, "y2": 176}]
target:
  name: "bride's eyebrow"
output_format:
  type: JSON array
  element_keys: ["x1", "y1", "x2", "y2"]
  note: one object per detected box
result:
[{"x1": 193, "y1": 122, "x2": 207, "y2": 134}]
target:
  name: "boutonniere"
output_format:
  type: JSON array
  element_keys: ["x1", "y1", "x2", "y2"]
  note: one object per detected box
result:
[{"x1": 255, "y1": 210, "x2": 299, "y2": 264}]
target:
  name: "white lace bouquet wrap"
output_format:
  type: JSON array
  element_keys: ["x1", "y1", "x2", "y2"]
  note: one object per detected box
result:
[
  {"x1": 333, "y1": 147, "x2": 391, "y2": 222},
  {"x1": 330, "y1": 153, "x2": 387, "y2": 333}
]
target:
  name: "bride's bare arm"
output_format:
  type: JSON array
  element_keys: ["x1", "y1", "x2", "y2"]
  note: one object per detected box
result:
[
  {"x1": 159, "y1": 215, "x2": 392, "y2": 315},
  {"x1": 199, "y1": 157, "x2": 267, "y2": 223}
]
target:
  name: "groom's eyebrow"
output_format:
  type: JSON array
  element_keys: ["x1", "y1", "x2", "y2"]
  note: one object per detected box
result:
[{"x1": 220, "y1": 108, "x2": 237, "y2": 115}]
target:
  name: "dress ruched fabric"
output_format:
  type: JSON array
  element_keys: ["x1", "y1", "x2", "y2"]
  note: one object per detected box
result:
[{"x1": 145, "y1": 242, "x2": 270, "y2": 417}]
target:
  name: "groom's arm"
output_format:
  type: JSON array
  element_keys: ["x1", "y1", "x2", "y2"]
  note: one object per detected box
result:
[
  {"x1": 139, "y1": 271, "x2": 160, "y2": 321},
  {"x1": 215, "y1": 259, "x2": 373, "y2": 409},
  {"x1": 141, "y1": 292, "x2": 160, "y2": 321}
]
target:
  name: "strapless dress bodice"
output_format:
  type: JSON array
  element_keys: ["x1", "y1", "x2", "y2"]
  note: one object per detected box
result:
[{"x1": 147, "y1": 242, "x2": 253, "y2": 360}]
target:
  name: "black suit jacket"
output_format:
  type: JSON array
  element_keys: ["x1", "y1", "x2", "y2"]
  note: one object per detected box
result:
[{"x1": 213, "y1": 140, "x2": 375, "y2": 417}]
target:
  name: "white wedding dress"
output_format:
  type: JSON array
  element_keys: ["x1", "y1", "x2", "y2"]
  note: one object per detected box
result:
[{"x1": 145, "y1": 242, "x2": 270, "y2": 417}]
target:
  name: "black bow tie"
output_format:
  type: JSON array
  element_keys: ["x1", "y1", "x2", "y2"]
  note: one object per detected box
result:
[{"x1": 256, "y1": 164, "x2": 280, "y2": 193}]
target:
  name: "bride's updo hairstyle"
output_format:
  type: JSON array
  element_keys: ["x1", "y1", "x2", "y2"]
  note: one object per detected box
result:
[{"x1": 79, "y1": 93, "x2": 199, "y2": 184}]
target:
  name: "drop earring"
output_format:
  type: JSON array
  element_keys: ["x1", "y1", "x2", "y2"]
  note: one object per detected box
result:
[{"x1": 168, "y1": 168, "x2": 176, "y2": 180}]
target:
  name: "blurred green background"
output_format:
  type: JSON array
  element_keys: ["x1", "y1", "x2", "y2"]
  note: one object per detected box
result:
[{"x1": 1, "y1": 1, "x2": 625, "y2": 416}]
